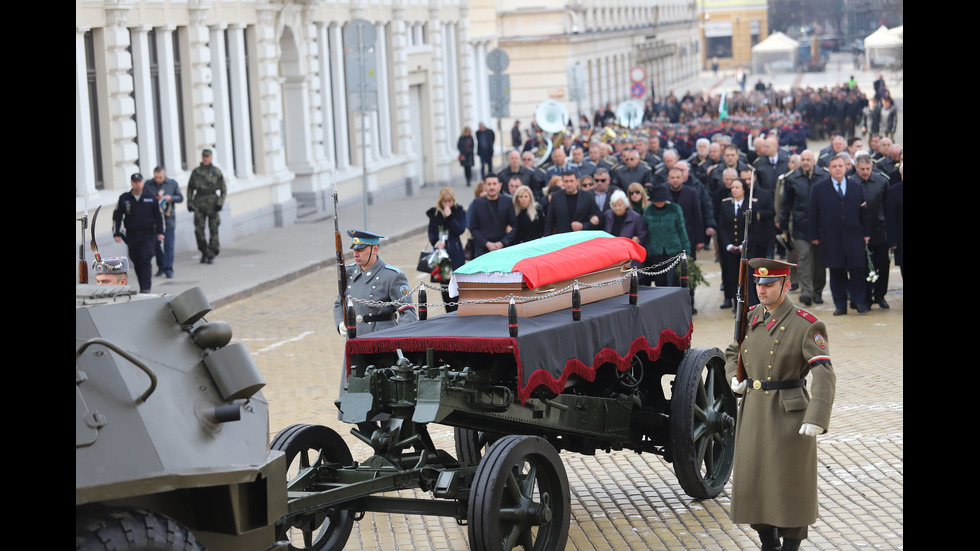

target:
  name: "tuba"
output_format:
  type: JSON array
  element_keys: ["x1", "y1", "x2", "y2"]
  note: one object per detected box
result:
[
  {"x1": 616, "y1": 100, "x2": 645, "y2": 130},
  {"x1": 533, "y1": 100, "x2": 570, "y2": 166}
]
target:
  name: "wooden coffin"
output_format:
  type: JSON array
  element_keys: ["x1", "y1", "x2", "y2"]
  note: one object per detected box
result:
[{"x1": 455, "y1": 260, "x2": 632, "y2": 317}]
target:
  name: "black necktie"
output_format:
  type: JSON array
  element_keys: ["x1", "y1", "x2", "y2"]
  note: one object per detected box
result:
[
  {"x1": 836, "y1": 182, "x2": 844, "y2": 199},
  {"x1": 763, "y1": 310, "x2": 770, "y2": 322}
]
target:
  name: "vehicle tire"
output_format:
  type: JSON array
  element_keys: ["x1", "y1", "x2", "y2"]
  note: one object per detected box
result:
[
  {"x1": 76, "y1": 506, "x2": 205, "y2": 551},
  {"x1": 668, "y1": 347, "x2": 737, "y2": 499},
  {"x1": 467, "y1": 435, "x2": 570, "y2": 551},
  {"x1": 454, "y1": 427, "x2": 500, "y2": 466},
  {"x1": 271, "y1": 424, "x2": 354, "y2": 551}
]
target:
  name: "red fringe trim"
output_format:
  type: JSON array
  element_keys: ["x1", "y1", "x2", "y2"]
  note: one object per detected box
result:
[{"x1": 516, "y1": 321, "x2": 693, "y2": 403}]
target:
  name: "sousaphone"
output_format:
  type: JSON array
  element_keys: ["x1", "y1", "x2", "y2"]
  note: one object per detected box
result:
[
  {"x1": 532, "y1": 100, "x2": 570, "y2": 166},
  {"x1": 616, "y1": 100, "x2": 645, "y2": 130}
]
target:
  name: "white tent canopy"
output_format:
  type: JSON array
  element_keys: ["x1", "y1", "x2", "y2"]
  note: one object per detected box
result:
[
  {"x1": 751, "y1": 31, "x2": 800, "y2": 74},
  {"x1": 864, "y1": 25, "x2": 902, "y2": 68}
]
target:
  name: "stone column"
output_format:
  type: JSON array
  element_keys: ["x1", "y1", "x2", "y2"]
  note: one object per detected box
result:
[
  {"x1": 76, "y1": 27, "x2": 98, "y2": 200},
  {"x1": 252, "y1": 3, "x2": 287, "y2": 176},
  {"x1": 315, "y1": 22, "x2": 336, "y2": 169},
  {"x1": 103, "y1": 1, "x2": 139, "y2": 190},
  {"x1": 130, "y1": 25, "x2": 158, "y2": 176},
  {"x1": 329, "y1": 23, "x2": 351, "y2": 170},
  {"x1": 428, "y1": 5, "x2": 450, "y2": 177},
  {"x1": 375, "y1": 21, "x2": 392, "y2": 159},
  {"x1": 227, "y1": 23, "x2": 254, "y2": 178},
  {"x1": 457, "y1": 1, "x2": 476, "y2": 128},
  {"x1": 210, "y1": 23, "x2": 237, "y2": 175},
  {"x1": 154, "y1": 25, "x2": 184, "y2": 177},
  {"x1": 390, "y1": 1, "x2": 412, "y2": 158},
  {"x1": 186, "y1": 2, "x2": 218, "y2": 166}
]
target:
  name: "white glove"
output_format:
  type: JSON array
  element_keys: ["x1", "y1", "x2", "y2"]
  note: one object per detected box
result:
[
  {"x1": 338, "y1": 322, "x2": 348, "y2": 336},
  {"x1": 730, "y1": 377, "x2": 746, "y2": 394},
  {"x1": 799, "y1": 423, "x2": 822, "y2": 437}
]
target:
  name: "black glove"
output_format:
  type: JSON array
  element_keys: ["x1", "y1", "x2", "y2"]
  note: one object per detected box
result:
[
  {"x1": 188, "y1": 205, "x2": 195, "y2": 213},
  {"x1": 216, "y1": 204, "x2": 222, "y2": 212}
]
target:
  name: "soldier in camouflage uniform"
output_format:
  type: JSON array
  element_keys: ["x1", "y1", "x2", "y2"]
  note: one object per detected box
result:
[{"x1": 186, "y1": 149, "x2": 226, "y2": 264}]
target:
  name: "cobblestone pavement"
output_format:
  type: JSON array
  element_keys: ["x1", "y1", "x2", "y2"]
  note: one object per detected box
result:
[{"x1": 211, "y1": 235, "x2": 903, "y2": 550}]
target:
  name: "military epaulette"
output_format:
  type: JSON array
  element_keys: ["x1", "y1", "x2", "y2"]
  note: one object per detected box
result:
[
  {"x1": 384, "y1": 264, "x2": 404, "y2": 274},
  {"x1": 796, "y1": 309, "x2": 818, "y2": 323},
  {"x1": 748, "y1": 304, "x2": 758, "y2": 311},
  {"x1": 639, "y1": 160, "x2": 652, "y2": 170}
]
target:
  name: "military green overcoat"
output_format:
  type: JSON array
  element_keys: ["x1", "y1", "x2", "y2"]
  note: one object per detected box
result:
[{"x1": 724, "y1": 298, "x2": 836, "y2": 528}]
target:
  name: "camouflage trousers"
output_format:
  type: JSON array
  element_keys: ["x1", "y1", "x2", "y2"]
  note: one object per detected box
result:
[{"x1": 193, "y1": 208, "x2": 221, "y2": 257}]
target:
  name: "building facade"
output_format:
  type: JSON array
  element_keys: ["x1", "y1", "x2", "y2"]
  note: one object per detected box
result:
[
  {"x1": 77, "y1": 0, "x2": 477, "y2": 259},
  {"x1": 76, "y1": 0, "x2": 702, "y2": 264}
]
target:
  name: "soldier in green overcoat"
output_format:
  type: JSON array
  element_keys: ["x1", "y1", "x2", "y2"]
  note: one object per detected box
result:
[
  {"x1": 186, "y1": 149, "x2": 226, "y2": 264},
  {"x1": 725, "y1": 259, "x2": 836, "y2": 551}
]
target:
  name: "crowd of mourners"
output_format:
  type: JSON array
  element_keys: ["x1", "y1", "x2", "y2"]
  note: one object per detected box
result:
[{"x1": 433, "y1": 75, "x2": 902, "y2": 314}]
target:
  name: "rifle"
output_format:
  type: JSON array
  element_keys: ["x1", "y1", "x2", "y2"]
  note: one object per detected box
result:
[
  {"x1": 78, "y1": 207, "x2": 89, "y2": 284},
  {"x1": 733, "y1": 170, "x2": 756, "y2": 383},
  {"x1": 334, "y1": 191, "x2": 349, "y2": 307}
]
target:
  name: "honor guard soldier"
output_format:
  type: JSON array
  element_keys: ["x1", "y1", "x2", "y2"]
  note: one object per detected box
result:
[
  {"x1": 726, "y1": 258, "x2": 836, "y2": 551},
  {"x1": 333, "y1": 230, "x2": 417, "y2": 337},
  {"x1": 93, "y1": 256, "x2": 130, "y2": 286}
]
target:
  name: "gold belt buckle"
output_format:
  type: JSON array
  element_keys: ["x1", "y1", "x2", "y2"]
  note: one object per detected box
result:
[
  {"x1": 355, "y1": 314, "x2": 364, "y2": 323},
  {"x1": 752, "y1": 379, "x2": 762, "y2": 390}
]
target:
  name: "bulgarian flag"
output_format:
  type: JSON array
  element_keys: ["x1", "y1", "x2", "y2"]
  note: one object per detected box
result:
[{"x1": 449, "y1": 231, "x2": 646, "y2": 296}]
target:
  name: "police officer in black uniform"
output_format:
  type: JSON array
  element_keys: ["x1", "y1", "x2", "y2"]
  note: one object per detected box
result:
[{"x1": 112, "y1": 173, "x2": 164, "y2": 293}]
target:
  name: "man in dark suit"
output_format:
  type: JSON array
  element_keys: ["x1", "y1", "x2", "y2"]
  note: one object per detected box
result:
[
  {"x1": 543, "y1": 170, "x2": 603, "y2": 235},
  {"x1": 807, "y1": 153, "x2": 871, "y2": 315},
  {"x1": 752, "y1": 136, "x2": 790, "y2": 193},
  {"x1": 498, "y1": 150, "x2": 542, "y2": 200},
  {"x1": 853, "y1": 153, "x2": 891, "y2": 309},
  {"x1": 468, "y1": 173, "x2": 517, "y2": 257},
  {"x1": 476, "y1": 122, "x2": 495, "y2": 180}
]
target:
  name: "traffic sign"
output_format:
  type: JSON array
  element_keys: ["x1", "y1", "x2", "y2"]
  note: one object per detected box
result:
[
  {"x1": 487, "y1": 48, "x2": 509, "y2": 74},
  {"x1": 630, "y1": 82, "x2": 646, "y2": 99},
  {"x1": 630, "y1": 65, "x2": 646, "y2": 83}
]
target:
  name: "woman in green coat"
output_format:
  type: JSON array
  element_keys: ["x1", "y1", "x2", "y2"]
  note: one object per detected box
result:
[{"x1": 641, "y1": 185, "x2": 689, "y2": 287}]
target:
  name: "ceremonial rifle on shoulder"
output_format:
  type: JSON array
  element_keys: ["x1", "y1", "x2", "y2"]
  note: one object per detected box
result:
[
  {"x1": 334, "y1": 191, "x2": 356, "y2": 337},
  {"x1": 733, "y1": 169, "x2": 756, "y2": 383}
]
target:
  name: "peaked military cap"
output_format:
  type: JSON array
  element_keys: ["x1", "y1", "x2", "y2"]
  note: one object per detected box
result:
[
  {"x1": 94, "y1": 256, "x2": 130, "y2": 274},
  {"x1": 347, "y1": 229, "x2": 385, "y2": 249},
  {"x1": 749, "y1": 258, "x2": 796, "y2": 284}
]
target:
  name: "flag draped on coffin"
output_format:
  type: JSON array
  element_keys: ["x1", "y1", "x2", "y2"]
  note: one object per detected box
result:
[{"x1": 449, "y1": 231, "x2": 647, "y2": 296}]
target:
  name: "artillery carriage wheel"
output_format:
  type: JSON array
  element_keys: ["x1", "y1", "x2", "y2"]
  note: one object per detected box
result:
[
  {"x1": 468, "y1": 435, "x2": 570, "y2": 551},
  {"x1": 668, "y1": 347, "x2": 737, "y2": 499},
  {"x1": 76, "y1": 506, "x2": 204, "y2": 551},
  {"x1": 272, "y1": 424, "x2": 355, "y2": 551},
  {"x1": 454, "y1": 427, "x2": 501, "y2": 466}
]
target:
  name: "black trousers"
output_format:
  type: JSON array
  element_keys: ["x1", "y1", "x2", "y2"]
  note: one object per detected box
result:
[
  {"x1": 127, "y1": 233, "x2": 157, "y2": 293},
  {"x1": 866, "y1": 242, "x2": 890, "y2": 302}
]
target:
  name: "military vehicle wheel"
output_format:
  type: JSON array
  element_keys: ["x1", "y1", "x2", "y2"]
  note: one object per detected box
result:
[
  {"x1": 669, "y1": 347, "x2": 736, "y2": 499},
  {"x1": 467, "y1": 435, "x2": 570, "y2": 551},
  {"x1": 272, "y1": 424, "x2": 354, "y2": 551},
  {"x1": 76, "y1": 506, "x2": 205, "y2": 551},
  {"x1": 454, "y1": 427, "x2": 500, "y2": 466}
]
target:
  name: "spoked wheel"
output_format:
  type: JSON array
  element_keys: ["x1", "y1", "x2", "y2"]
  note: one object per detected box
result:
[
  {"x1": 468, "y1": 435, "x2": 570, "y2": 551},
  {"x1": 272, "y1": 424, "x2": 354, "y2": 551},
  {"x1": 454, "y1": 427, "x2": 500, "y2": 466},
  {"x1": 669, "y1": 347, "x2": 737, "y2": 499}
]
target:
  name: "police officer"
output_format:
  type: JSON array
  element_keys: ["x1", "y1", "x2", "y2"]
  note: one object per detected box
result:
[
  {"x1": 112, "y1": 173, "x2": 164, "y2": 293},
  {"x1": 726, "y1": 259, "x2": 836, "y2": 551},
  {"x1": 93, "y1": 256, "x2": 130, "y2": 286},
  {"x1": 186, "y1": 149, "x2": 226, "y2": 264},
  {"x1": 333, "y1": 230, "x2": 417, "y2": 337}
]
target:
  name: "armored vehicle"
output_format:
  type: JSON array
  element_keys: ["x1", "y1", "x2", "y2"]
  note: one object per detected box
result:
[{"x1": 75, "y1": 284, "x2": 287, "y2": 551}]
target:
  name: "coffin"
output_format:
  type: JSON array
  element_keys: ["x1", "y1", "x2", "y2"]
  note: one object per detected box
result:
[{"x1": 449, "y1": 231, "x2": 646, "y2": 318}]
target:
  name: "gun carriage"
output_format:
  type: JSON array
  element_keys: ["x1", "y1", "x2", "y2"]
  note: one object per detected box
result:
[{"x1": 273, "y1": 233, "x2": 737, "y2": 551}]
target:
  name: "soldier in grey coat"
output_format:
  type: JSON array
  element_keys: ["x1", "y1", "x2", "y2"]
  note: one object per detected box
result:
[
  {"x1": 727, "y1": 259, "x2": 836, "y2": 551},
  {"x1": 333, "y1": 230, "x2": 417, "y2": 434}
]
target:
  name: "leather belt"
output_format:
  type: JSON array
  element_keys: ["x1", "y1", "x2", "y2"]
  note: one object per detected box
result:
[
  {"x1": 355, "y1": 312, "x2": 394, "y2": 323},
  {"x1": 747, "y1": 378, "x2": 806, "y2": 391}
]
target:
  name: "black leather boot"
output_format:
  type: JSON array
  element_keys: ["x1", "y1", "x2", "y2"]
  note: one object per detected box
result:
[
  {"x1": 781, "y1": 538, "x2": 801, "y2": 551},
  {"x1": 757, "y1": 527, "x2": 782, "y2": 551}
]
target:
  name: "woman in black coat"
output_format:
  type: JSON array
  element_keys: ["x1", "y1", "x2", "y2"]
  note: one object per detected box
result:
[
  {"x1": 458, "y1": 127, "x2": 476, "y2": 186},
  {"x1": 427, "y1": 187, "x2": 467, "y2": 312},
  {"x1": 602, "y1": 190, "x2": 648, "y2": 270},
  {"x1": 512, "y1": 185, "x2": 544, "y2": 244}
]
